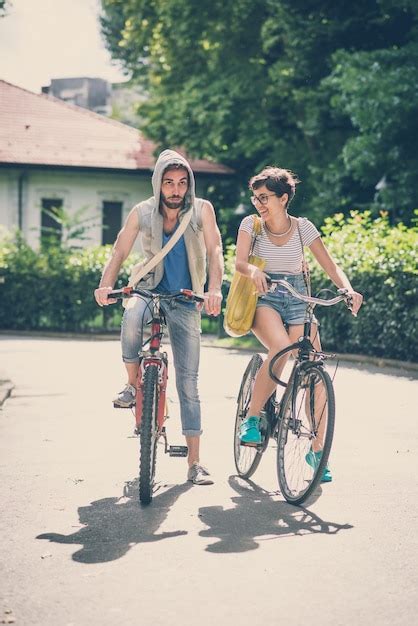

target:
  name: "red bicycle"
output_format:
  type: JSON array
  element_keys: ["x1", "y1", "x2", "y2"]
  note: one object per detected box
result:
[{"x1": 108, "y1": 286, "x2": 204, "y2": 504}]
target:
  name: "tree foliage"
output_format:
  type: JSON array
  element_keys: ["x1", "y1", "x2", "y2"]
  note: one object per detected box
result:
[
  {"x1": 100, "y1": 0, "x2": 418, "y2": 223},
  {"x1": 223, "y1": 210, "x2": 418, "y2": 361},
  {"x1": 0, "y1": 227, "x2": 139, "y2": 332}
]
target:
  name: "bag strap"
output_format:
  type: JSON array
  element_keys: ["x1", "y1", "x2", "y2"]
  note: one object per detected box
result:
[
  {"x1": 249, "y1": 214, "x2": 262, "y2": 256},
  {"x1": 128, "y1": 209, "x2": 193, "y2": 287},
  {"x1": 296, "y1": 218, "x2": 311, "y2": 296}
]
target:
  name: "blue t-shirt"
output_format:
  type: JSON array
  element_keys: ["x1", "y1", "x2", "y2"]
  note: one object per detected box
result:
[{"x1": 155, "y1": 225, "x2": 193, "y2": 302}]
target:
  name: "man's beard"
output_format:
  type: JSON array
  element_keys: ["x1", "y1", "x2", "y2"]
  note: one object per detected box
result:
[{"x1": 161, "y1": 192, "x2": 186, "y2": 210}]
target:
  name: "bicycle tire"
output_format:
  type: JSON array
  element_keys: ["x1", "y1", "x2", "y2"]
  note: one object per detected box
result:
[
  {"x1": 234, "y1": 353, "x2": 266, "y2": 478},
  {"x1": 139, "y1": 364, "x2": 159, "y2": 504},
  {"x1": 276, "y1": 365, "x2": 335, "y2": 505}
]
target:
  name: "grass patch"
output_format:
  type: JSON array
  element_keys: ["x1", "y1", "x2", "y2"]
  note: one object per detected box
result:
[{"x1": 204, "y1": 333, "x2": 264, "y2": 351}]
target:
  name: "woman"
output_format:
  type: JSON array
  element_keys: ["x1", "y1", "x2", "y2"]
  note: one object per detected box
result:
[{"x1": 236, "y1": 167, "x2": 363, "y2": 480}]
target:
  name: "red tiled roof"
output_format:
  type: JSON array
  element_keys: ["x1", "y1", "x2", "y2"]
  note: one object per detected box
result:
[{"x1": 0, "y1": 80, "x2": 233, "y2": 175}]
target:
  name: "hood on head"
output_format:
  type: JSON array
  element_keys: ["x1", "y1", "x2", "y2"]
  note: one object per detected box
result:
[{"x1": 152, "y1": 149, "x2": 196, "y2": 213}]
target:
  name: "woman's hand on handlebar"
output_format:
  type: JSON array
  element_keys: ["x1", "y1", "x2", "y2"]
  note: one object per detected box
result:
[
  {"x1": 94, "y1": 286, "x2": 117, "y2": 306},
  {"x1": 345, "y1": 289, "x2": 363, "y2": 317},
  {"x1": 250, "y1": 267, "x2": 269, "y2": 294}
]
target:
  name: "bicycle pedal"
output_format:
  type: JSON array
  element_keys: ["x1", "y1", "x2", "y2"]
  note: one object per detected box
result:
[
  {"x1": 113, "y1": 402, "x2": 135, "y2": 409},
  {"x1": 168, "y1": 445, "x2": 188, "y2": 457}
]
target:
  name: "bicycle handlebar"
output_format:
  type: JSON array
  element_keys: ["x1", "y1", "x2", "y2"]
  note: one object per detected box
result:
[
  {"x1": 267, "y1": 279, "x2": 353, "y2": 311},
  {"x1": 107, "y1": 286, "x2": 205, "y2": 303},
  {"x1": 267, "y1": 280, "x2": 352, "y2": 386}
]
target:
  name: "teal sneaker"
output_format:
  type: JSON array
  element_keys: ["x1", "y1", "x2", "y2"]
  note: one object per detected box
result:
[
  {"x1": 239, "y1": 416, "x2": 261, "y2": 445},
  {"x1": 305, "y1": 449, "x2": 332, "y2": 483}
]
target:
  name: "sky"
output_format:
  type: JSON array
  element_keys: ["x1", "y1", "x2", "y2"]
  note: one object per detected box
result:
[{"x1": 0, "y1": 0, "x2": 128, "y2": 93}]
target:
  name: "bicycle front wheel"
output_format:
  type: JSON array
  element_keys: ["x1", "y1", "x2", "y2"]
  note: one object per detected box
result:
[
  {"x1": 139, "y1": 364, "x2": 159, "y2": 505},
  {"x1": 277, "y1": 365, "x2": 335, "y2": 505},
  {"x1": 234, "y1": 354, "x2": 265, "y2": 478}
]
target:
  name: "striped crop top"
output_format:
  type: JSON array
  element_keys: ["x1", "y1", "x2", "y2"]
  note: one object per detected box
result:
[{"x1": 239, "y1": 215, "x2": 320, "y2": 274}]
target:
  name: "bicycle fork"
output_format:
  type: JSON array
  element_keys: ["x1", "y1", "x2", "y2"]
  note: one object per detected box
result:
[
  {"x1": 135, "y1": 356, "x2": 188, "y2": 458},
  {"x1": 135, "y1": 356, "x2": 168, "y2": 431}
]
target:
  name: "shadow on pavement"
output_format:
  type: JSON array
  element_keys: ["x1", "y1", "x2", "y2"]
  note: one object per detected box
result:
[
  {"x1": 198, "y1": 475, "x2": 353, "y2": 553},
  {"x1": 11, "y1": 392, "x2": 67, "y2": 399},
  {"x1": 36, "y1": 479, "x2": 192, "y2": 564}
]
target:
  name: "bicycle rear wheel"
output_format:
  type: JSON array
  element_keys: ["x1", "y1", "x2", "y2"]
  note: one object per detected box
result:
[
  {"x1": 234, "y1": 354, "x2": 266, "y2": 478},
  {"x1": 277, "y1": 365, "x2": 335, "y2": 505},
  {"x1": 139, "y1": 364, "x2": 159, "y2": 504}
]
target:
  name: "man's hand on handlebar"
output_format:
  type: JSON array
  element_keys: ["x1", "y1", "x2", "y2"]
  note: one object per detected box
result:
[
  {"x1": 94, "y1": 286, "x2": 117, "y2": 306},
  {"x1": 204, "y1": 288, "x2": 223, "y2": 316}
]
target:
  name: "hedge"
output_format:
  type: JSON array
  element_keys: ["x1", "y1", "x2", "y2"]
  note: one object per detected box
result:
[
  {"x1": 224, "y1": 211, "x2": 418, "y2": 363},
  {"x1": 1, "y1": 211, "x2": 417, "y2": 362},
  {"x1": 0, "y1": 229, "x2": 139, "y2": 332}
]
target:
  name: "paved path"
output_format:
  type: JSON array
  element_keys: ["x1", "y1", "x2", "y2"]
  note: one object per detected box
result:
[{"x1": 0, "y1": 336, "x2": 417, "y2": 626}]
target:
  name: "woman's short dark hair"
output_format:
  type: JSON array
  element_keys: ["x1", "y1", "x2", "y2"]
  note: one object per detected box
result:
[{"x1": 249, "y1": 166, "x2": 300, "y2": 207}]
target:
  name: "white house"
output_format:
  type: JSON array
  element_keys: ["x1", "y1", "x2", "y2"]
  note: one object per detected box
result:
[{"x1": 0, "y1": 80, "x2": 233, "y2": 250}]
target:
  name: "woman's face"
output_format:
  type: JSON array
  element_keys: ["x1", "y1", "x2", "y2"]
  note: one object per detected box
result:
[{"x1": 250, "y1": 185, "x2": 287, "y2": 219}]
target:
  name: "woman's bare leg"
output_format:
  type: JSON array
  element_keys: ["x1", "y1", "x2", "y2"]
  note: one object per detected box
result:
[{"x1": 247, "y1": 307, "x2": 291, "y2": 417}]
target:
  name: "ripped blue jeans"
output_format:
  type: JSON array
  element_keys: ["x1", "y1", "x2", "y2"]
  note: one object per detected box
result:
[{"x1": 121, "y1": 296, "x2": 202, "y2": 437}]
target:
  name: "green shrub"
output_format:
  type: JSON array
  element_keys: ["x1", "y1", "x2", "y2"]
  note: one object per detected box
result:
[
  {"x1": 224, "y1": 211, "x2": 418, "y2": 362},
  {"x1": 0, "y1": 228, "x2": 140, "y2": 331},
  {"x1": 310, "y1": 211, "x2": 417, "y2": 361},
  {"x1": 1, "y1": 210, "x2": 417, "y2": 362}
]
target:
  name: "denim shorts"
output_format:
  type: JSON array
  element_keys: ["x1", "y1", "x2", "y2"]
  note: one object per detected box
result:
[{"x1": 257, "y1": 273, "x2": 318, "y2": 326}]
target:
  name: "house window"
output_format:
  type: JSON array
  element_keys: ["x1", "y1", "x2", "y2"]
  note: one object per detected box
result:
[
  {"x1": 102, "y1": 201, "x2": 122, "y2": 245},
  {"x1": 41, "y1": 198, "x2": 63, "y2": 247}
]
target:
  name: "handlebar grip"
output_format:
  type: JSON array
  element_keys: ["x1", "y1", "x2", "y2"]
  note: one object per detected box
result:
[
  {"x1": 180, "y1": 289, "x2": 205, "y2": 303},
  {"x1": 107, "y1": 287, "x2": 133, "y2": 299},
  {"x1": 338, "y1": 288, "x2": 354, "y2": 312}
]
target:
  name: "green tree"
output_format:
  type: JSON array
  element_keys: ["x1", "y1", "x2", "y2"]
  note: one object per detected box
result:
[
  {"x1": 321, "y1": 41, "x2": 418, "y2": 223},
  {"x1": 100, "y1": 0, "x2": 269, "y2": 165},
  {"x1": 99, "y1": 0, "x2": 418, "y2": 223}
]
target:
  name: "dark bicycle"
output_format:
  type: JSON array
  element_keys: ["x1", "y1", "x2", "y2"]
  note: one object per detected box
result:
[
  {"x1": 108, "y1": 286, "x2": 204, "y2": 505},
  {"x1": 234, "y1": 280, "x2": 353, "y2": 505}
]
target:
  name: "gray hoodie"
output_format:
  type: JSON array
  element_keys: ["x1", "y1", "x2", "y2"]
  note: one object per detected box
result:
[
  {"x1": 151, "y1": 149, "x2": 195, "y2": 214},
  {"x1": 129, "y1": 150, "x2": 207, "y2": 293}
]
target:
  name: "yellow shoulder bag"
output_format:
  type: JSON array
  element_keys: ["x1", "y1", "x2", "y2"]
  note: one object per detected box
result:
[{"x1": 223, "y1": 215, "x2": 266, "y2": 337}]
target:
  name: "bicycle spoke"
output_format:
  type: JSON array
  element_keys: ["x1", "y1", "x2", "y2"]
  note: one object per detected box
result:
[
  {"x1": 234, "y1": 354, "x2": 265, "y2": 478},
  {"x1": 277, "y1": 366, "x2": 335, "y2": 505}
]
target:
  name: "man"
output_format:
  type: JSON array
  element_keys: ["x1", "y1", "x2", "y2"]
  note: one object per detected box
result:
[{"x1": 94, "y1": 149, "x2": 223, "y2": 485}]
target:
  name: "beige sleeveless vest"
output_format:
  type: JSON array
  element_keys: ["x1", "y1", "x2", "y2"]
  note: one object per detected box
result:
[{"x1": 133, "y1": 197, "x2": 207, "y2": 293}]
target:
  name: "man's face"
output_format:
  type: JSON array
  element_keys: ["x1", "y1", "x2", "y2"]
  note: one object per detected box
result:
[{"x1": 160, "y1": 167, "x2": 189, "y2": 210}]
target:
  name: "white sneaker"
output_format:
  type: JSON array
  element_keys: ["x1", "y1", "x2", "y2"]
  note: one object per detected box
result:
[
  {"x1": 187, "y1": 463, "x2": 214, "y2": 485},
  {"x1": 113, "y1": 383, "x2": 136, "y2": 408}
]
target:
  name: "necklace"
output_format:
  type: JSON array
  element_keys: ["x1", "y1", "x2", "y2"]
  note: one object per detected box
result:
[{"x1": 264, "y1": 217, "x2": 292, "y2": 237}]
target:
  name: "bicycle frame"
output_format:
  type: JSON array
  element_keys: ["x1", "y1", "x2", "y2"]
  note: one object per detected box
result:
[
  {"x1": 135, "y1": 301, "x2": 168, "y2": 433},
  {"x1": 264, "y1": 281, "x2": 344, "y2": 434},
  {"x1": 234, "y1": 279, "x2": 348, "y2": 501},
  {"x1": 107, "y1": 287, "x2": 204, "y2": 503},
  {"x1": 108, "y1": 285, "x2": 204, "y2": 442},
  {"x1": 267, "y1": 278, "x2": 344, "y2": 389}
]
